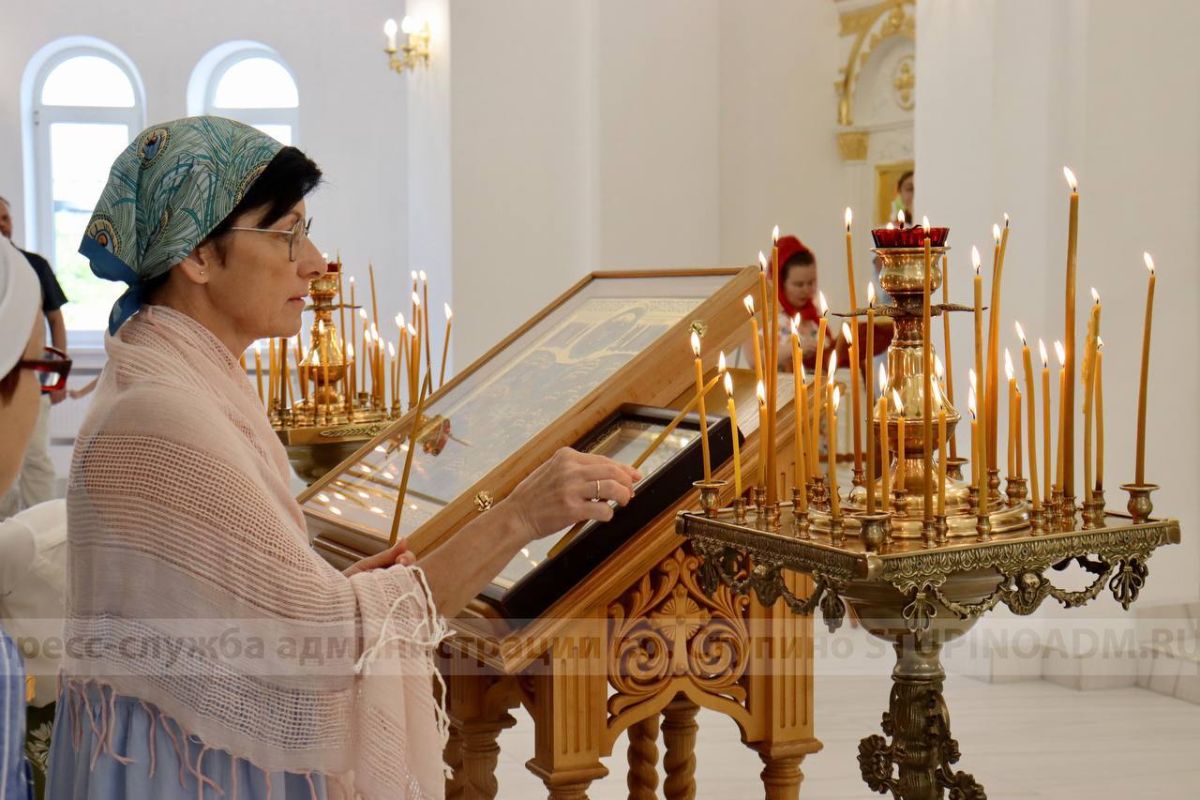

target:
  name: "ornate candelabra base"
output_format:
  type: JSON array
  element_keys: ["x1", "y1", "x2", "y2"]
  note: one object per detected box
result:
[{"x1": 1121, "y1": 483, "x2": 1158, "y2": 524}]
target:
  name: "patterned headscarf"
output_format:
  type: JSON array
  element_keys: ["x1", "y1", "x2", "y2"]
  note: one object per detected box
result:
[{"x1": 80, "y1": 116, "x2": 283, "y2": 334}]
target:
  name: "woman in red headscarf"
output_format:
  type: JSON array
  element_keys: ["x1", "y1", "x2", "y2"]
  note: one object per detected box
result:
[{"x1": 775, "y1": 235, "x2": 829, "y2": 372}]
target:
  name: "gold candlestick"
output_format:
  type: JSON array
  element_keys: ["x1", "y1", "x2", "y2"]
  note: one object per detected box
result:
[
  {"x1": 986, "y1": 223, "x2": 1005, "y2": 472},
  {"x1": 1082, "y1": 288, "x2": 1101, "y2": 509},
  {"x1": 921, "y1": 221, "x2": 934, "y2": 524},
  {"x1": 1063, "y1": 168, "x2": 1079, "y2": 504},
  {"x1": 941, "y1": 253, "x2": 957, "y2": 458},
  {"x1": 1017, "y1": 323, "x2": 1041, "y2": 512},
  {"x1": 691, "y1": 331, "x2": 712, "y2": 481},
  {"x1": 725, "y1": 373, "x2": 742, "y2": 497},
  {"x1": 878, "y1": 392, "x2": 890, "y2": 512},
  {"x1": 1095, "y1": 339, "x2": 1105, "y2": 493},
  {"x1": 1040, "y1": 339, "x2": 1052, "y2": 506},
  {"x1": 1135, "y1": 252, "x2": 1156, "y2": 485},
  {"x1": 438, "y1": 303, "x2": 453, "y2": 388},
  {"x1": 790, "y1": 321, "x2": 809, "y2": 508},
  {"x1": 811, "y1": 292, "x2": 829, "y2": 481},
  {"x1": 828, "y1": 385, "x2": 842, "y2": 520}
]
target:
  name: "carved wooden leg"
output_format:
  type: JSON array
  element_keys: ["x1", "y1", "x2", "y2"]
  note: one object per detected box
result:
[
  {"x1": 756, "y1": 746, "x2": 808, "y2": 800},
  {"x1": 662, "y1": 696, "x2": 700, "y2": 800},
  {"x1": 626, "y1": 715, "x2": 660, "y2": 800},
  {"x1": 444, "y1": 724, "x2": 467, "y2": 800},
  {"x1": 460, "y1": 716, "x2": 515, "y2": 800}
]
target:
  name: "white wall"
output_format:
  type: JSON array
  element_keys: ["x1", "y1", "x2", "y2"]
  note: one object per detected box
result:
[
  {"x1": 0, "y1": 0, "x2": 411, "y2": 322},
  {"x1": 917, "y1": 0, "x2": 1200, "y2": 607}
]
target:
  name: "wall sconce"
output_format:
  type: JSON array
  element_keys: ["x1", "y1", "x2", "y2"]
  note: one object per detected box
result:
[{"x1": 383, "y1": 16, "x2": 431, "y2": 74}]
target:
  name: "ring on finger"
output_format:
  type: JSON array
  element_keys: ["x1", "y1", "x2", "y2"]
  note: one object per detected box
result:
[{"x1": 592, "y1": 479, "x2": 601, "y2": 502}]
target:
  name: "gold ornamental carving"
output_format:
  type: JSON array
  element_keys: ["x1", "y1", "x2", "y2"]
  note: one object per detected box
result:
[
  {"x1": 836, "y1": 0, "x2": 916, "y2": 126},
  {"x1": 893, "y1": 55, "x2": 915, "y2": 111},
  {"x1": 837, "y1": 131, "x2": 870, "y2": 162},
  {"x1": 607, "y1": 547, "x2": 751, "y2": 719}
]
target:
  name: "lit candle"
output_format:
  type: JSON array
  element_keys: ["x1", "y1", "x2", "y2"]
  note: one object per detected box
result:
[
  {"x1": 408, "y1": 323, "x2": 419, "y2": 406},
  {"x1": 322, "y1": 357, "x2": 331, "y2": 422},
  {"x1": 865, "y1": 283, "x2": 877, "y2": 510},
  {"x1": 845, "y1": 208, "x2": 863, "y2": 477},
  {"x1": 383, "y1": 17, "x2": 398, "y2": 51},
  {"x1": 1135, "y1": 253, "x2": 1156, "y2": 484},
  {"x1": 811, "y1": 292, "x2": 830, "y2": 480},
  {"x1": 438, "y1": 303, "x2": 453, "y2": 388},
  {"x1": 828, "y1": 385, "x2": 842, "y2": 520},
  {"x1": 756, "y1": 252, "x2": 771, "y2": 372},
  {"x1": 395, "y1": 314, "x2": 407, "y2": 407},
  {"x1": 972, "y1": 246, "x2": 986, "y2": 496},
  {"x1": 421, "y1": 270, "x2": 432, "y2": 381},
  {"x1": 1055, "y1": 340, "x2": 1067, "y2": 494},
  {"x1": 1063, "y1": 167, "x2": 1079, "y2": 502},
  {"x1": 826, "y1": 350, "x2": 839, "y2": 485},
  {"x1": 790, "y1": 318, "x2": 809, "y2": 504},
  {"x1": 691, "y1": 331, "x2": 712, "y2": 481},
  {"x1": 411, "y1": 291, "x2": 423, "y2": 383},
  {"x1": 1005, "y1": 349, "x2": 1017, "y2": 478},
  {"x1": 358, "y1": 308, "x2": 369, "y2": 388},
  {"x1": 941, "y1": 253, "x2": 957, "y2": 458},
  {"x1": 743, "y1": 296, "x2": 764, "y2": 387},
  {"x1": 725, "y1": 373, "x2": 742, "y2": 497},
  {"x1": 1015, "y1": 386, "x2": 1023, "y2": 480},
  {"x1": 938, "y1": 406, "x2": 947, "y2": 516},
  {"x1": 368, "y1": 263, "x2": 381, "y2": 347},
  {"x1": 346, "y1": 342, "x2": 356, "y2": 415},
  {"x1": 756, "y1": 380, "x2": 768, "y2": 495},
  {"x1": 1095, "y1": 338, "x2": 1105, "y2": 493},
  {"x1": 1016, "y1": 323, "x2": 1041, "y2": 511},
  {"x1": 254, "y1": 342, "x2": 264, "y2": 405},
  {"x1": 893, "y1": 389, "x2": 906, "y2": 497},
  {"x1": 986, "y1": 223, "x2": 1003, "y2": 472},
  {"x1": 388, "y1": 341, "x2": 397, "y2": 408},
  {"x1": 268, "y1": 338, "x2": 277, "y2": 409},
  {"x1": 767, "y1": 227, "x2": 781, "y2": 504},
  {"x1": 878, "y1": 391, "x2": 890, "y2": 511},
  {"x1": 922, "y1": 217, "x2": 934, "y2": 523},
  {"x1": 968, "y1": 386, "x2": 979, "y2": 510},
  {"x1": 1082, "y1": 288, "x2": 1102, "y2": 505}
]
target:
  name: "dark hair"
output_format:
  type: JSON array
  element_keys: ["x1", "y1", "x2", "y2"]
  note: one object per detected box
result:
[
  {"x1": 143, "y1": 146, "x2": 322, "y2": 299},
  {"x1": 897, "y1": 170, "x2": 914, "y2": 191},
  {"x1": 783, "y1": 248, "x2": 816, "y2": 280}
]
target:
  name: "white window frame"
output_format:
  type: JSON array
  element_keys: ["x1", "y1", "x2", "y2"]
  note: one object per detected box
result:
[
  {"x1": 23, "y1": 39, "x2": 145, "y2": 344},
  {"x1": 195, "y1": 43, "x2": 300, "y2": 146}
]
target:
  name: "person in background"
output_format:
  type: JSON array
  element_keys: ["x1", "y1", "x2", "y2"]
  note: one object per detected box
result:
[
  {"x1": 0, "y1": 197, "x2": 68, "y2": 519},
  {"x1": 890, "y1": 170, "x2": 914, "y2": 225},
  {"x1": 0, "y1": 231, "x2": 65, "y2": 799},
  {"x1": 774, "y1": 235, "x2": 829, "y2": 372}
]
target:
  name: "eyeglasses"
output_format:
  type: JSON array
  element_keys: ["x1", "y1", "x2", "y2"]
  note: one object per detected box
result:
[
  {"x1": 18, "y1": 346, "x2": 72, "y2": 393},
  {"x1": 229, "y1": 216, "x2": 313, "y2": 262}
]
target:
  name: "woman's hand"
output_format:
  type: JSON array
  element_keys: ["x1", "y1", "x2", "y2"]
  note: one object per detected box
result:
[
  {"x1": 501, "y1": 447, "x2": 642, "y2": 543},
  {"x1": 343, "y1": 538, "x2": 415, "y2": 577}
]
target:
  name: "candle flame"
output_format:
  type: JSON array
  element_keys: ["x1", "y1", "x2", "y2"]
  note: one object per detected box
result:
[
  {"x1": 359, "y1": 308, "x2": 368, "y2": 320},
  {"x1": 757, "y1": 251, "x2": 768, "y2": 270},
  {"x1": 1143, "y1": 251, "x2": 1155, "y2": 275},
  {"x1": 318, "y1": 320, "x2": 325, "y2": 333},
  {"x1": 1015, "y1": 320, "x2": 1027, "y2": 345},
  {"x1": 1004, "y1": 348, "x2": 1015, "y2": 381},
  {"x1": 1054, "y1": 340, "x2": 1066, "y2": 366},
  {"x1": 968, "y1": 386, "x2": 977, "y2": 417},
  {"x1": 412, "y1": 291, "x2": 421, "y2": 307},
  {"x1": 1091, "y1": 287, "x2": 1100, "y2": 305},
  {"x1": 898, "y1": 209, "x2": 906, "y2": 227},
  {"x1": 1097, "y1": 336, "x2": 1104, "y2": 350},
  {"x1": 968, "y1": 367, "x2": 977, "y2": 392},
  {"x1": 790, "y1": 315, "x2": 799, "y2": 336},
  {"x1": 971, "y1": 245, "x2": 981, "y2": 274},
  {"x1": 724, "y1": 372, "x2": 734, "y2": 397},
  {"x1": 868, "y1": 282, "x2": 876, "y2": 306},
  {"x1": 1004, "y1": 212, "x2": 1010, "y2": 228},
  {"x1": 841, "y1": 321, "x2": 852, "y2": 341},
  {"x1": 419, "y1": 270, "x2": 427, "y2": 282},
  {"x1": 346, "y1": 342, "x2": 354, "y2": 358},
  {"x1": 388, "y1": 342, "x2": 396, "y2": 358},
  {"x1": 878, "y1": 363, "x2": 887, "y2": 394},
  {"x1": 1039, "y1": 338, "x2": 1049, "y2": 367},
  {"x1": 922, "y1": 215, "x2": 930, "y2": 232},
  {"x1": 444, "y1": 302, "x2": 453, "y2": 320},
  {"x1": 1063, "y1": 166, "x2": 1077, "y2": 192},
  {"x1": 934, "y1": 355, "x2": 945, "y2": 379},
  {"x1": 407, "y1": 323, "x2": 417, "y2": 336},
  {"x1": 818, "y1": 291, "x2": 829, "y2": 316},
  {"x1": 832, "y1": 385, "x2": 842, "y2": 410},
  {"x1": 410, "y1": 270, "x2": 417, "y2": 281},
  {"x1": 844, "y1": 207, "x2": 853, "y2": 230},
  {"x1": 690, "y1": 330, "x2": 701, "y2": 357},
  {"x1": 772, "y1": 224, "x2": 780, "y2": 243},
  {"x1": 743, "y1": 294, "x2": 755, "y2": 315},
  {"x1": 756, "y1": 380, "x2": 767, "y2": 405},
  {"x1": 254, "y1": 341, "x2": 261, "y2": 355},
  {"x1": 993, "y1": 223, "x2": 1001, "y2": 244},
  {"x1": 892, "y1": 389, "x2": 904, "y2": 414},
  {"x1": 349, "y1": 276, "x2": 356, "y2": 285},
  {"x1": 799, "y1": 360, "x2": 807, "y2": 381},
  {"x1": 886, "y1": 222, "x2": 895, "y2": 230},
  {"x1": 718, "y1": 350, "x2": 727, "y2": 372},
  {"x1": 828, "y1": 351, "x2": 838, "y2": 381}
]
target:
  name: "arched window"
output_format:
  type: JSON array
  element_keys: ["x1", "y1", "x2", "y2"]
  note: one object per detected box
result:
[
  {"x1": 190, "y1": 43, "x2": 300, "y2": 146},
  {"x1": 24, "y1": 39, "x2": 145, "y2": 334}
]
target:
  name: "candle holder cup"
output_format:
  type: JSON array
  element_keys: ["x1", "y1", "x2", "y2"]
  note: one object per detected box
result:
[
  {"x1": 1090, "y1": 488, "x2": 1107, "y2": 527},
  {"x1": 933, "y1": 513, "x2": 949, "y2": 546},
  {"x1": 859, "y1": 512, "x2": 890, "y2": 553},
  {"x1": 1030, "y1": 504, "x2": 1046, "y2": 532},
  {"x1": 694, "y1": 480, "x2": 727, "y2": 518},
  {"x1": 829, "y1": 515, "x2": 845, "y2": 546},
  {"x1": 732, "y1": 497, "x2": 748, "y2": 524},
  {"x1": 975, "y1": 512, "x2": 992, "y2": 542},
  {"x1": 752, "y1": 485, "x2": 767, "y2": 512},
  {"x1": 944, "y1": 456, "x2": 968, "y2": 482},
  {"x1": 1120, "y1": 483, "x2": 1158, "y2": 525}
]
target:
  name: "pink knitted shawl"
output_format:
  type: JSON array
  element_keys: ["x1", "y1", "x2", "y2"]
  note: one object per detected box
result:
[{"x1": 63, "y1": 305, "x2": 448, "y2": 798}]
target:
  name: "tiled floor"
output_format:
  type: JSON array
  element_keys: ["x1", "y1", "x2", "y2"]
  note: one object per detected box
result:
[{"x1": 492, "y1": 674, "x2": 1200, "y2": 798}]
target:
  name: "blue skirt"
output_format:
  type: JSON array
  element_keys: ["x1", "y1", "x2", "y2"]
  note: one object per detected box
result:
[{"x1": 46, "y1": 685, "x2": 326, "y2": 800}]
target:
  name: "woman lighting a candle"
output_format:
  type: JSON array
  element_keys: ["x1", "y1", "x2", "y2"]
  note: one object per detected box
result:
[{"x1": 49, "y1": 117, "x2": 640, "y2": 800}]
